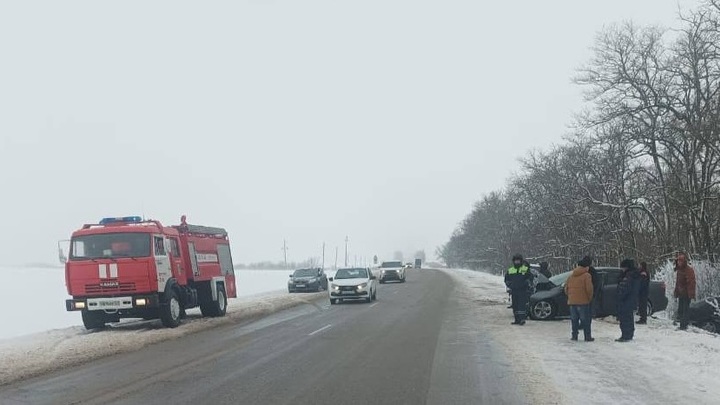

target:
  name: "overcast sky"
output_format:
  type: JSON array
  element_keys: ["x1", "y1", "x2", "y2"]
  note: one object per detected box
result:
[{"x1": 0, "y1": 0, "x2": 698, "y2": 266}]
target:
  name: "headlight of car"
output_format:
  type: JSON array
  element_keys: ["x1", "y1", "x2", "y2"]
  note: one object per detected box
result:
[
  {"x1": 357, "y1": 283, "x2": 367, "y2": 290},
  {"x1": 331, "y1": 284, "x2": 340, "y2": 291},
  {"x1": 288, "y1": 279, "x2": 293, "y2": 284}
]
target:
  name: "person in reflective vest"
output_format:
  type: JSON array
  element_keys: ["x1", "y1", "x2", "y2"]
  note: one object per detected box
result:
[{"x1": 505, "y1": 254, "x2": 533, "y2": 325}]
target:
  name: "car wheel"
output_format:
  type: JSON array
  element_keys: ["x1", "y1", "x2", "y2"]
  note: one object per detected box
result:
[
  {"x1": 531, "y1": 300, "x2": 555, "y2": 321},
  {"x1": 330, "y1": 299, "x2": 337, "y2": 305},
  {"x1": 646, "y1": 301, "x2": 654, "y2": 316}
]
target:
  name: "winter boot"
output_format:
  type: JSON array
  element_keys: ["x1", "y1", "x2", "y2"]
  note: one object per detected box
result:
[
  {"x1": 636, "y1": 318, "x2": 647, "y2": 325},
  {"x1": 584, "y1": 337, "x2": 595, "y2": 342}
]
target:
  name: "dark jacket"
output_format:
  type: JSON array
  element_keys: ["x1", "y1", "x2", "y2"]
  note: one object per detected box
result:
[
  {"x1": 505, "y1": 265, "x2": 532, "y2": 294},
  {"x1": 588, "y1": 267, "x2": 601, "y2": 295},
  {"x1": 617, "y1": 268, "x2": 640, "y2": 313},
  {"x1": 539, "y1": 262, "x2": 552, "y2": 278},
  {"x1": 638, "y1": 267, "x2": 650, "y2": 296}
]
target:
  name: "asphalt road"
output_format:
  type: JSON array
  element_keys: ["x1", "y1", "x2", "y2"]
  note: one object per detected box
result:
[{"x1": 0, "y1": 269, "x2": 527, "y2": 405}]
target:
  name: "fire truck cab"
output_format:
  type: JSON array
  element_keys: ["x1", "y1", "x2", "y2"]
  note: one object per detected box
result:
[{"x1": 64, "y1": 215, "x2": 237, "y2": 330}]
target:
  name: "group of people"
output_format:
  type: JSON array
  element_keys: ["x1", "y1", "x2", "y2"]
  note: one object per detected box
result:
[{"x1": 503, "y1": 252, "x2": 698, "y2": 342}]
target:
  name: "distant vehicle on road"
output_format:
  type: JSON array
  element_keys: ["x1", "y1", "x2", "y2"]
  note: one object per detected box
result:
[
  {"x1": 328, "y1": 267, "x2": 378, "y2": 304},
  {"x1": 414, "y1": 258, "x2": 422, "y2": 269},
  {"x1": 288, "y1": 268, "x2": 327, "y2": 293},
  {"x1": 379, "y1": 261, "x2": 406, "y2": 283},
  {"x1": 405, "y1": 262, "x2": 413, "y2": 269},
  {"x1": 529, "y1": 267, "x2": 668, "y2": 320}
]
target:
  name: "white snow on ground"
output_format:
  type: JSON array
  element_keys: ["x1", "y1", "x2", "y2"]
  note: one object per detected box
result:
[
  {"x1": 0, "y1": 266, "x2": 297, "y2": 340},
  {"x1": 441, "y1": 268, "x2": 720, "y2": 405},
  {"x1": 0, "y1": 289, "x2": 325, "y2": 386},
  {"x1": 0, "y1": 266, "x2": 324, "y2": 386}
]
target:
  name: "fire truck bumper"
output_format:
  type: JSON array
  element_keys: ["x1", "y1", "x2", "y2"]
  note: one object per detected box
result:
[{"x1": 66, "y1": 294, "x2": 160, "y2": 312}]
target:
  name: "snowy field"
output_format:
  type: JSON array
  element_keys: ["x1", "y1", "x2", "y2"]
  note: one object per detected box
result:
[
  {"x1": 440, "y1": 268, "x2": 720, "y2": 405},
  {"x1": 0, "y1": 266, "x2": 301, "y2": 341}
]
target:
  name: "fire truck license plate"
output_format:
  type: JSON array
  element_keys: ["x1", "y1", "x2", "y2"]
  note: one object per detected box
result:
[{"x1": 87, "y1": 297, "x2": 133, "y2": 310}]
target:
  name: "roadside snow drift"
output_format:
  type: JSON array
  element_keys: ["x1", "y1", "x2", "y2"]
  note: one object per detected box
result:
[
  {"x1": 0, "y1": 266, "x2": 297, "y2": 340},
  {"x1": 0, "y1": 291, "x2": 324, "y2": 387},
  {"x1": 441, "y1": 268, "x2": 720, "y2": 405}
]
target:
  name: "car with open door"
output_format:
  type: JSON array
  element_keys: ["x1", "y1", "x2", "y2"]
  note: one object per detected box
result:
[{"x1": 529, "y1": 267, "x2": 668, "y2": 320}]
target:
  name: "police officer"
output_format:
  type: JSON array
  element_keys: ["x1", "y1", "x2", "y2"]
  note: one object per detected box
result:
[{"x1": 505, "y1": 254, "x2": 533, "y2": 325}]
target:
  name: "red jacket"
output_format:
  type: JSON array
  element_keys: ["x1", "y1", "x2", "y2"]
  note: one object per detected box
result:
[{"x1": 674, "y1": 265, "x2": 697, "y2": 299}]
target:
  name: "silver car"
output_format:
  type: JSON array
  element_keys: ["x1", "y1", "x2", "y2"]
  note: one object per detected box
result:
[{"x1": 328, "y1": 267, "x2": 378, "y2": 304}]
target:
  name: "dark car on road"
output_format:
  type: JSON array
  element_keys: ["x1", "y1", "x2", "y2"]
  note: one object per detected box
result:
[
  {"x1": 689, "y1": 296, "x2": 720, "y2": 333},
  {"x1": 529, "y1": 267, "x2": 668, "y2": 320},
  {"x1": 288, "y1": 268, "x2": 328, "y2": 293}
]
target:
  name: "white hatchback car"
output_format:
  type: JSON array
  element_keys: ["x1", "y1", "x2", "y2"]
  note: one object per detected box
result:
[{"x1": 328, "y1": 267, "x2": 378, "y2": 304}]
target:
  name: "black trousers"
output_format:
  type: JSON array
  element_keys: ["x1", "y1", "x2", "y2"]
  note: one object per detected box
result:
[
  {"x1": 511, "y1": 292, "x2": 529, "y2": 322},
  {"x1": 678, "y1": 297, "x2": 691, "y2": 329},
  {"x1": 638, "y1": 292, "x2": 649, "y2": 320}
]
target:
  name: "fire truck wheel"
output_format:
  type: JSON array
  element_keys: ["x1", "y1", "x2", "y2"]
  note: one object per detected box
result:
[
  {"x1": 160, "y1": 290, "x2": 181, "y2": 328},
  {"x1": 81, "y1": 310, "x2": 106, "y2": 330},
  {"x1": 200, "y1": 284, "x2": 227, "y2": 317}
]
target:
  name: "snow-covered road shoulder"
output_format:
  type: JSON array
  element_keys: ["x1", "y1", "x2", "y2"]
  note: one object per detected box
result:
[
  {"x1": 441, "y1": 268, "x2": 720, "y2": 405},
  {"x1": 0, "y1": 291, "x2": 324, "y2": 387}
]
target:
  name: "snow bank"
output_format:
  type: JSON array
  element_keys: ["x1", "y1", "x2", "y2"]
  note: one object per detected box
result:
[
  {"x1": 0, "y1": 290, "x2": 325, "y2": 387},
  {"x1": 441, "y1": 268, "x2": 720, "y2": 405},
  {"x1": 0, "y1": 266, "x2": 295, "y2": 340}
]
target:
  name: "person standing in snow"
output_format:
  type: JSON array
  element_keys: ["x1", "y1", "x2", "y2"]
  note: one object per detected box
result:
[
  {"x1": 674, "y1": 252, "x2": 696, "y2": 331},
  {"x1": 564, "y1": 256, "x2": 594, "y2": 341},
  {"x1": 587, "y1": 263, "x2": 601, "y2": 316},
  {"x1": 637, "y1": 262, "x2": 651, "y2": 325},
  {"x1": 505, "y1": 254, "x2": 533, "y2": 325},
  {"x1": 538, "y1": 262, "x2": 552, "y2": 278},
  {"x1": 616, "y1": 259, "x2": 640, "y2": 342}
]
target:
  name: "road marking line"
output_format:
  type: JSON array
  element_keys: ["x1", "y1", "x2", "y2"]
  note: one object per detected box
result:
[
  {"x1": 369, "y1": 303, "x2": 378, "y2": 308},
  {"x1": 309, "y1": 324, "x2": 332, "y2": 336}
]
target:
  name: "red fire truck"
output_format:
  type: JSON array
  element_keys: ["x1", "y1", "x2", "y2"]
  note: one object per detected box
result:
[{"x1": 64, "y1": 215, "x2": 237, "y2": 330}]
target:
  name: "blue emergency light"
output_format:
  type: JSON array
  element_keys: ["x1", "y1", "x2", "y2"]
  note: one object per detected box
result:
[{"x1": 99, "y1": 216, "x2": 143, "y2": 225}]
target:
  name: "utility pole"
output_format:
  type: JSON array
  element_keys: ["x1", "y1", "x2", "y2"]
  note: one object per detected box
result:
[
  {"x1": 344, "y1": 236, "x2": 349, "y2": 267},
  {"x1": 322, "y1": 242, "x2": 326, "y2": 270},
  {"x1": 334, "y1": 246, "x2": 338, "y2": 270},
  {"x1": 281, "y1": 239, "x2": 289, "y2": 269}
]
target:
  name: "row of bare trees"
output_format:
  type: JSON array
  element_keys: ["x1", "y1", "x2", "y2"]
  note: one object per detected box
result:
[{"x1": 440, "y1": 1, "x2": 720, "y2": 273}]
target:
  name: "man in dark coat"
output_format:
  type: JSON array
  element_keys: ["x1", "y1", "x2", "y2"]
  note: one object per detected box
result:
[
  {"x1": 637, "y1": 262, "x2": 651, "y2": 324},
  {"x1": 538, "y1": 262, "x2": 552, "y2": 278},
  {"x1": 616, "y1": 259, "x2": 640, "y2": 342},
  {"x1": 505, "y1": 254, "x2": 533, "y2": 325}
]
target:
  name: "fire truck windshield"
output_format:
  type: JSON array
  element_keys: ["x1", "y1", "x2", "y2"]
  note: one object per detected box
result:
[{"x1": 70, "y1": 233, "x2": 151, "y2": 260}]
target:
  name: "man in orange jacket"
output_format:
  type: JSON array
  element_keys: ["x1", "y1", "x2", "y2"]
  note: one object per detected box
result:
[
  {"x1": 674, "y1": 252, "x2": 697, "y2": 330},
  {"x1": 565, "y1": 256, "x2": 595, "y2": 341}
]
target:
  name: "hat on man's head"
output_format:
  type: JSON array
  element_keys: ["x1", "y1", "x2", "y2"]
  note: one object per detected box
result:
[
  {"x1": 620, "y1": 258, "x2": 636, "y2": 270},
  {"x1": 578, "y1": 256, "x2": 593, "y2": 267}
]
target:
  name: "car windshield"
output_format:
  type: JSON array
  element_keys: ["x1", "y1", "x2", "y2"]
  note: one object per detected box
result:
[
  {"x1": 335, "y1": 268, "x2": 368, "y2": 279},
  {"x1": 549, "y1": 271, "x2": 572, "y2": 286},
  {"x1": 381, "y1": 261, "x2": 403, "y2": 268},
  {"x1": 70, "y1": 233, "x2": 151, "y2": 260},
  {"x1": 293, "y1": 268, "x2": 317, "y2": 277}
]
